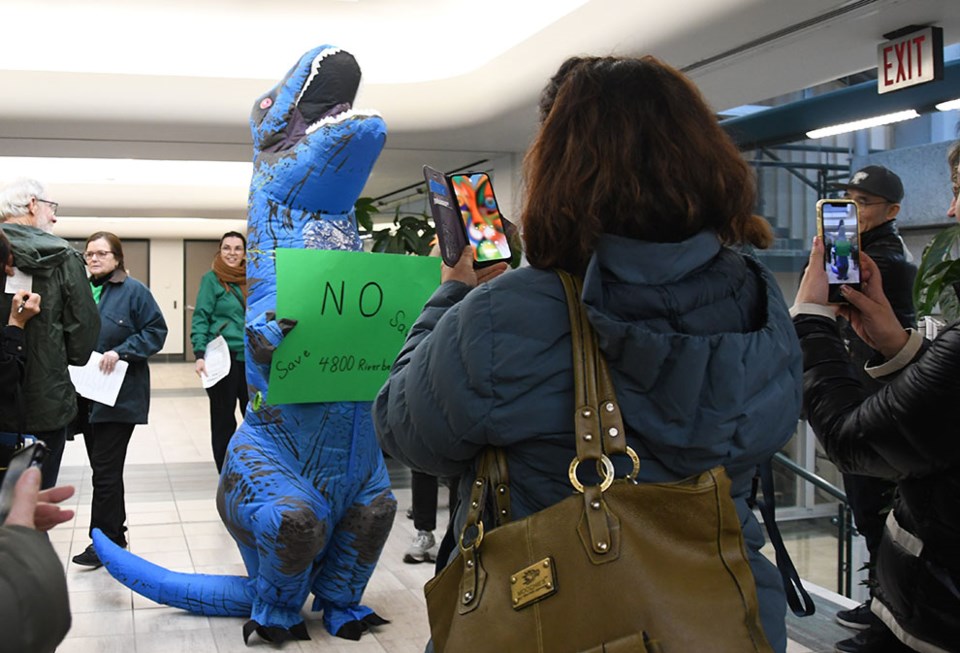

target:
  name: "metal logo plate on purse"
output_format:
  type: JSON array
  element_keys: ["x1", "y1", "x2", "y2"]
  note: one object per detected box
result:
[{"x1": 511, "y1": 557, "x2": 557, "y2": 609}]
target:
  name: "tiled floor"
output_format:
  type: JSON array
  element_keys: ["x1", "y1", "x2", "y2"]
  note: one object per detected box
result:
[{"x1": 48, "y1": 362, "x2": 859, "y2": 652}]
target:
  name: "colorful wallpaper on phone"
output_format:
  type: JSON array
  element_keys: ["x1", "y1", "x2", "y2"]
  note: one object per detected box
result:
[{"x1": 450, "y1": 173, "x2": 511, "y2": 262}]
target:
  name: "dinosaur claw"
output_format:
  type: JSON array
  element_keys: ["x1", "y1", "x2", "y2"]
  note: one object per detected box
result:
[
  {"x1": 243, "y1": 619, "x2": 310, "y2": 645},
  {"x1": 334, "y1": 620, "x2": 368, "y2": 641}
]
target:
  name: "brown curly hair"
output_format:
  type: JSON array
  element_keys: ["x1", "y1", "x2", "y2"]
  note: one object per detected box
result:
[{"x1": 522, "y1": 55, "x2": 771, "y2": 274}]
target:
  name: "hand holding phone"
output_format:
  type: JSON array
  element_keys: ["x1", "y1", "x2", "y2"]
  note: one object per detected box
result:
[
  {"x1": 816, "y1": 199, "x2": 861, "y2": 303},
  {"x1": 0, "y1": 441, "x2": 48, "y2": 526}
]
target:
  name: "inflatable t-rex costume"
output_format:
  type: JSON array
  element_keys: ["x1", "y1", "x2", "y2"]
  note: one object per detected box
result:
[{"x1": 92, "y1": 44, "x2": 396, "y2": 644}]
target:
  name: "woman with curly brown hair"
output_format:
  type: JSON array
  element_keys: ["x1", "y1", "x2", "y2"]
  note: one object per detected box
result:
[{"x1": 376, "y1": 56, "x2": 801, "y2": 651}]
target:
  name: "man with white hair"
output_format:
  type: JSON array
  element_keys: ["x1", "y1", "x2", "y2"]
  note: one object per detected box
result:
[
  {"x1": 0, "y1": 178, "x2": 59, "y2": 233},
  {"x1": 0, "y1": 177, "x2": 99, "y2": 488}
]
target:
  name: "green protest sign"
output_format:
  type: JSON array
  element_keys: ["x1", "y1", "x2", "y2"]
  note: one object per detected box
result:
[{"x1": 267, "y1": 249, "x2": 439, "y2": 403}]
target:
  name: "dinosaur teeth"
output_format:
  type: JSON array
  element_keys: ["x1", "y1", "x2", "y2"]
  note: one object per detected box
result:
[
  {"x1": 295, "y1": 48, "x2": 343, "y2": 108},
  {"x1": 305, "y1": 109, "x2": 382, "y2": 135}
]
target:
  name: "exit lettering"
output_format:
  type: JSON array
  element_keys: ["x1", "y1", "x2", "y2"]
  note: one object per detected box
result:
[{"x1": 877, "y1": 26, "x2": 944, "y2": 95}]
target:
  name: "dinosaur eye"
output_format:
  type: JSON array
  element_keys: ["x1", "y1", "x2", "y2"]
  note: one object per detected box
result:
[{"x1": 260, "y1": 97, "x2": 273, "y2": 110}]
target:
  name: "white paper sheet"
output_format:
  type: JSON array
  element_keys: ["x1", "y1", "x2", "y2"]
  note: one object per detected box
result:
[
  {"x1": 4, "y1": 267, "x2": 32, "y2": 294},
  {"x1": 69, "y1": 352, "x2": 129, "y2": 407},
  {"x1": 200, "y1": 335, "x2": 231, "y2": 389}
]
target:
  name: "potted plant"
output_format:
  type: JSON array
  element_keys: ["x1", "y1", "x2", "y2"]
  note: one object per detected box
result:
[
  {"x1": 912, "y1": 224, "x2": 960, "y2": 322},
  {"x1": 354, "y1": 196, "x2": 436, "y2": 256}
]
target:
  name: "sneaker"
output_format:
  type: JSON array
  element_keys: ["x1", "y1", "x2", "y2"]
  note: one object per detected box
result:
[
  {"x1": 835, "y1": 624, "x2": 912, "y2": 652},
  {"x1": 836, "y1": 601, "x2": 881, "y2": 630},
  {"x1": 405, "y1": 507, "x2": 414, "y2": 520},
  {"x1": 71, "y1": 544, "x2": 102, "y2": 568},
  {"x1": 403, "y1": 530, "x2": 437, "y2": 564}
]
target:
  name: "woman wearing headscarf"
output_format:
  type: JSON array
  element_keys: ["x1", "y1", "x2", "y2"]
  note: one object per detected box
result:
[{"x1": 191, "y1": 231, "x2": 248, "y2": 473}]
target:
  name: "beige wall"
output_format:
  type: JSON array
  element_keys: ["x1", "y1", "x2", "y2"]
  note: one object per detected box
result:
[{"x1": 149, "y1": 239, "x2": 184, "y2": 355}]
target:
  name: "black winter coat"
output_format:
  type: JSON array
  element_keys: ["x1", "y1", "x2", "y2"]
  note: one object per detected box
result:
[
  {"x1": 795, "y1": 313, "x2": 960, "y2": 653},
  {"x1": 841, "y1": 220, "x2": 916, "y2": 393}
]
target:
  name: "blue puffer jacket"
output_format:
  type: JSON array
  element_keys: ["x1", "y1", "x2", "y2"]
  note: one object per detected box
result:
[{"x1": 374, "y1": 231, "x2": 803, "y2": 651}]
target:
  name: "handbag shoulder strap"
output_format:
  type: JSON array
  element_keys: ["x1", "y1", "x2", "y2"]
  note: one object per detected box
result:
[
  {"x1": 750, "y1": 461, "x2": 816, "y2": 617},
  {"x1": 556, "y1": 271, "x2": 628, "y2": 462}
]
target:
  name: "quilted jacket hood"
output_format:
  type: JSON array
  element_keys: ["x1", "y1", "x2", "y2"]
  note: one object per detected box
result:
[
  {"x1": 581, "y1": 231, "x2": 802, "y2": 478},
  {"x1": 1, "y1": 224, "x2": 80, "y2": 276}
]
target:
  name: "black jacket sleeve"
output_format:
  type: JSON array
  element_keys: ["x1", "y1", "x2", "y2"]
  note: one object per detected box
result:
[
  {"x1": 0, "y1": 326, "x2": 26, "y2": 423},
  {"x1": 795, "y1": 314, "x2": 960, "y2": 480}
]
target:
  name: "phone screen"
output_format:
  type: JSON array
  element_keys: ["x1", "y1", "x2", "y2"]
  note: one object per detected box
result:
[
  {"x1": 0, "y1": 440, "x2": 46, "y2": 523},
  {"x1": 449, "y1": 173, "x2": 512, "y2": 264},
  {"x1": 819, "y1": 200, "x2": 861, "y2": 302}
]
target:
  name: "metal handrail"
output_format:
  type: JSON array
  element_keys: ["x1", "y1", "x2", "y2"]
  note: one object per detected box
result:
[
  {"x1": 773, "y1": 452, "x2": 846, "y2": 501},
  {"x1": 771, "y1": 452, "x2": 858, "y2": 597}
]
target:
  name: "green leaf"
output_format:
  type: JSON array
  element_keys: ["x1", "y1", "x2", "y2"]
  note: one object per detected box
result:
[
  {"x1": 913, "y1": 224, "x2": 960, "y2": 318},
  {"x1": 353, "y1": 196, "x2": 378, "y2": 233}
]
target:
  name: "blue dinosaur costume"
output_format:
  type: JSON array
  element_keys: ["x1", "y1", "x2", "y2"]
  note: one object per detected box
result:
[{"x1": 92, "y1": 45, "x2": 397, "y2": 645}]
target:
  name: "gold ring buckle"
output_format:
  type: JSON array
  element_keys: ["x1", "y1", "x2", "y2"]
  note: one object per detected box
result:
[
  {"x1": 568, "y1": 454, "x2": 614, "y2": 493},
  {"x1": 624, "y1": 446, "x2": 640, "y2": 481},
  {"x1": 459, "y1": 521, "x2": 484, "y2": 552}
]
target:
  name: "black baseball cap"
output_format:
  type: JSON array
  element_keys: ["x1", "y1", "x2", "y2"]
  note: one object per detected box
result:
[{"x1": 835, "y1": 165, "x2": 904, "y2": 204}]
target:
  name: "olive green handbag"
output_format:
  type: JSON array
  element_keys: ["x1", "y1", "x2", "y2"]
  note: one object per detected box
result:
[{"x1": 423, "y1": 270, "x2": 774, "y2": 653}]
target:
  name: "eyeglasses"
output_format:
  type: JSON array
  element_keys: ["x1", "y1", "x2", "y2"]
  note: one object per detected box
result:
[
  {"x1": 35, "y1": 198, "x2": 59, "y2": 215},
  {"x1": 845, "y1": 197, "x2": 889, "y2": 209},
  {"x1": 84, "y1": 250, "x2": 114, "y2": 261}
]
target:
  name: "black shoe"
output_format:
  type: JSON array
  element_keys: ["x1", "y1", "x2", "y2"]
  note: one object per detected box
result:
[
  {"x1": 71, "y1": 544, "x2": 102, "y2": 568},
  {"x1": 836, "y1": 600, "x2": 881, "y2": 630},
  {"x1": 835, "y1": 625, "x2": 912, "y2": 653}
]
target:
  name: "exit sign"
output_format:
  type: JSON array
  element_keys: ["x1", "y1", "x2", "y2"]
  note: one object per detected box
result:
[{"x1": 877, "y1": 26, "x2": 943, "y2": 94}]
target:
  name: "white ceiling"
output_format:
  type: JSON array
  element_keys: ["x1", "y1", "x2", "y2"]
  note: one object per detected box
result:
[{"x1": 0, "y1": 0, "x2": 958, "y2": 232}]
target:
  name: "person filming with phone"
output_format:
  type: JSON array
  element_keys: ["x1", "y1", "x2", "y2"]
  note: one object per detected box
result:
[
  {"x1": 826, "y1": 165, "x2": 917, "y2": 641},
  {"x1": 790, "y1": 145, "x2": 960, "y2": 653},
  {"x1": 375, "y1": 56, "x2": 802, "y2": 652}
]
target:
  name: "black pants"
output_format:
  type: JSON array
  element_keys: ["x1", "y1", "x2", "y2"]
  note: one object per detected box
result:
[
  {"x1": 205, "y1": 352, "x2": 248, "y2": 473},
  {"x1": 33, "y1": 426, "x2": 67, "y2": 490},
  {"x1": 83, "y1": 421, "x2": 135, "y2": 547},
  {"x1": 411, "y1": 470, "x2": 456, "y2": 532},
  {"x1": 843, "y1": 472, "x2": 896, "y2": 583}
]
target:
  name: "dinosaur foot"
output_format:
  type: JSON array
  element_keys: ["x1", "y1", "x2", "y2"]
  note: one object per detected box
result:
[
  {"x1": 242, "y1": 619, "x2": 310, "y2": 645},
  {"x1": 334, "y1": 612, "x2": 391, "y2": 641}
]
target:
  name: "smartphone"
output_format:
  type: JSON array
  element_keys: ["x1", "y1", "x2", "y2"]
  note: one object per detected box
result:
[
  {"x1": 0, "y1": 439, "x2": 46, "y2": 524},
  {"x1": 423, "y1": 165, "x2": 467, "y2": 267},
  {"x1": 423, "y1": 166, "x2": 513, "y2": 268},
  {"x1": 816, "y1": 199, "x2": 861, "y2": 303},
  {"x1": 449, "y1": 172, "x2": 512, "y2": 267}
]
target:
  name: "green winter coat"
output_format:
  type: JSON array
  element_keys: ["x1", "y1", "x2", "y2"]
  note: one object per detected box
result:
[
  {"x1": 190, "y1": 269, "x2": 245, "y2": 361},
  {"x1": 0, "y1": 224, "x2": 99, "y2": 433},
  {"x1": 0, "y1": 525, "x2": 71, "y2": 653}
]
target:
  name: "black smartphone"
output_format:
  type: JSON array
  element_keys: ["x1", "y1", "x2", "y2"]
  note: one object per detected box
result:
[
  {"x1": 448, "y1": 171, "x2": 512, "y2": 267},
  {"x1": 816, "y1": 199, "x2": 861, "y2": 303},
  {"x1": 0, "y1": 439, "x2": 47, "y2": 524},
  {"x1": 423, "y1": 165, "x2": 468, "y2": 267}
]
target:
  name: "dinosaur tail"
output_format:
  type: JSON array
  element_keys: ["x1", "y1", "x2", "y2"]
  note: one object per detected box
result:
[{"x1": 92, "y1": 528, "x2": 254, "y2": 616}]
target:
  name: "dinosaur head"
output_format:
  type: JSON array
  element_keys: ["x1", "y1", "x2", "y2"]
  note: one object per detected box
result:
[{"x1": 249, "y1": 45, "x2": 386, "y2": 214}]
